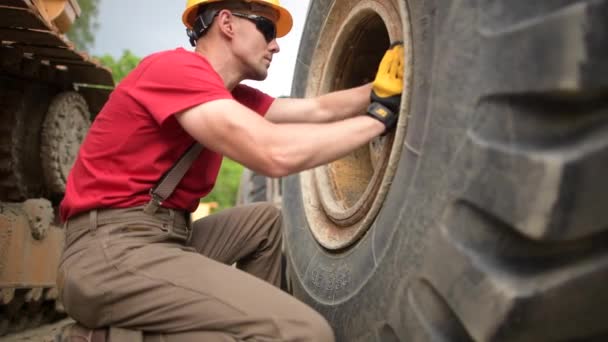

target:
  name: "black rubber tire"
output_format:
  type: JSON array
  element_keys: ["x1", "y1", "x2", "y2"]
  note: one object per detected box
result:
[
  {"x1": 284, "y1": 1, "x2": 608, "y2": 341},
  {"x1": 236, "y1": 168, "x2": 268, "y2": 205}
]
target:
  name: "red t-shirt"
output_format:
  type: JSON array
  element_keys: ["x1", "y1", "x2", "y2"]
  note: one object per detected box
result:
[{"x1": 60, "y1": 48, "x2": 274, "y2": 221}]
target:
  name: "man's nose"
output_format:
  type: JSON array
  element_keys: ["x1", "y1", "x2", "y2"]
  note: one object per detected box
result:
[{"x1": 269, "y1": 39, "x2": 280, "y2": 53}]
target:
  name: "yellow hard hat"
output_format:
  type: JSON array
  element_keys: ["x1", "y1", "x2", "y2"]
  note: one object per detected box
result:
[{"x1": 182, "y1": 0, "x2": 293, "y2": 38}]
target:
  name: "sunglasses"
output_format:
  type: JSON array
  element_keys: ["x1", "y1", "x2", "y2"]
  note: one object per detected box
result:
[{"x1": 231, "y1": 12, "x2": 277, "y2": 43}]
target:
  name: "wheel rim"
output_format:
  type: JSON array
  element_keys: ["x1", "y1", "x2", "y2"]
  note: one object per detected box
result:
[{"x1": 300, "y1": 0, "x2": 413, "y2": 250}]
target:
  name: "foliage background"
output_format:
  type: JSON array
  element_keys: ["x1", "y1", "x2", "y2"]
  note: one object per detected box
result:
[
  {"x1": 205, "y1": 159, "x2": 244, "y2": 211},
  {"x1": 66, "y1": 0, "x2": 99, "y2": 51},
  {"x1": 68, "y1": 2, "x2": 243, "y2": 212},
  {"x1": 96, "y1": 50, "x2": 141, "y2": 83}
]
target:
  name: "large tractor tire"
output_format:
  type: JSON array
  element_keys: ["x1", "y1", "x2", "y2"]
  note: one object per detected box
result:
[
  {"x1": 236, "y1": 168, "x2": 269, "y2": 205},
  {"x1": 283, "y1": 0, "x2": 608, "y2": 341},
  {"x1": 237, "y1": 168, "x2": 283, "y2": 207}
]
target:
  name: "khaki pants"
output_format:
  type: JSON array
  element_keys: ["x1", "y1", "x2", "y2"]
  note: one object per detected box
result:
[{"x1": 57, "y1": 203, "x2": 334, "y2": 342}]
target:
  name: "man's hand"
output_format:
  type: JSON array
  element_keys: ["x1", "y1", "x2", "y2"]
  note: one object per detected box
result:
[{"x1": 367, "y1": 42, "x2": 404, "y2": 134}]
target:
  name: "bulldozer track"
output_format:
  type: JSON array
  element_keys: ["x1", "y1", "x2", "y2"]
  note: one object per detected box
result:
[
  {"x1": 1, "y1": 0, "x2": 114, "y2": 337},
  {"x1": 0, "y1": 85, "x2": 32, "y2": 201}
]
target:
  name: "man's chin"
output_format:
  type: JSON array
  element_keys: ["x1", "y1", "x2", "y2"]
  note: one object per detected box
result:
[{"x1": 247, "y1": 71, "x2": 268, "y2": 82}]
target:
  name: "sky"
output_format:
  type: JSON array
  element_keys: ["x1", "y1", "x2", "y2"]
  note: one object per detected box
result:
[{"x1": 88, "y1": 0, "x2": 311, "y2": 97}]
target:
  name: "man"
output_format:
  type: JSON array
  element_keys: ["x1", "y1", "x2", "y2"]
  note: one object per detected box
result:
[{"x1": 58, "y1": 0, "x2": 404, "y2": 341}]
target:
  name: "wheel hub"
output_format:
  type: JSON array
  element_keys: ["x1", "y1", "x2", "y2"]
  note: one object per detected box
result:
[{"x1": 300, "y1": 0, "x2": 412, "y2": 250}]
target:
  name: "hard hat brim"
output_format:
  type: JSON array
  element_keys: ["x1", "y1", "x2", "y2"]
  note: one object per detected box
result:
[
  {"x1": 182, "y1": 0, "x2": 293, "y2": 38},
  {"x1": 263, "y1": 3, "x2": 292, "y2": 38}
]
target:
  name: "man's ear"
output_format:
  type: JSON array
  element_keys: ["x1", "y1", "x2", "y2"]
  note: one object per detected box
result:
[{"x1": 216, "y1": 10, "x2": 236, "y2": 40}]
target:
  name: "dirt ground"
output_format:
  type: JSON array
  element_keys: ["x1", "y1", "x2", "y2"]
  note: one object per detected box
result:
[{"x1": 0, "y1": 318, "x2": 73, "y2": 342}]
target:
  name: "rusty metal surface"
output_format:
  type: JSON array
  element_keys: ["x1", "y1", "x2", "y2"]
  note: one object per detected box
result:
[
  {"x1": 299, "y1": 0, "x2": 410, "y2": 250},
  {"x1": 0, "y1": 200, "x2": 64, "y2": 287},
  {"x1": 326, "y1": 148, "x2": 373, "y2": 209},
  {"x1": 0, "y1": 6, "x2": 49, "y2": 30},
  {"x1": 0, "y1": 0, "x2": 111, "y2": 336},
  {"x1": 0, "y1": 199, "x2": 66, "y2": 336},
  {"x1": 315, "y1": 135, "x2": 392, "y2": 227},
  {"x1": 0, "y1": 200, "x2": 67, "y2": 330},
  {"x1": 0, "y1": 28, "x2": 68, "y2": 47},
  {"x1": 0, "y1": 82, "x2": 54, "y2": 202},
  {"x1": 10, "y1": 44, "x2": 82, "y2": 60},
  {"x1": 0, "y1": 0, "x2": 113, "y2": 88}
]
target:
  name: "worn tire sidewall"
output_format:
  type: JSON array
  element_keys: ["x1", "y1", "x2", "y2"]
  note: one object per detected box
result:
[{"x1": 284, "y1": 0, "x2": 481, "y2": 338}]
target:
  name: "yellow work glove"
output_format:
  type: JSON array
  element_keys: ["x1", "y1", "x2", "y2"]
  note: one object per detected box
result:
[{"x1": 367, "y1": 42, "x2": 404, "y2": 134}]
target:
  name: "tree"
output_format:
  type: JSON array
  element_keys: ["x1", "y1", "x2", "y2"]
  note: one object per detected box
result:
[
  {"x1": 67, "y1": 0, "x2": 100, "y2": 51},
  {"x1": 96, "y1": 50, "x2": 141, "y2": 83},
  {"x1": 204, "y1": 159, "x2": 244, "y2": 211}
]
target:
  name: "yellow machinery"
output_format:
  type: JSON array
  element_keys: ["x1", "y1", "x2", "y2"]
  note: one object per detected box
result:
[{"x1": 0, "y1": 0, "x2": 113, "y2": 336}]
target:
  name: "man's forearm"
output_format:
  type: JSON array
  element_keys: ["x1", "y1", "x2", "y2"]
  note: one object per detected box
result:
[
  {"x1": 316, "y1": 83, "x2": 373, "y2": 122},
  {"x1": 264, "y1": 114, "x2": 384, "y2": 177}
]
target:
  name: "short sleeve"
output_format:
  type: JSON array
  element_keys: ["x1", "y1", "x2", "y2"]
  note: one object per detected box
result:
[
  {"x1": 126, "y1": 50, "x2": 233, "y2": 125},
  {"x1": 232, "y1": 84, "x2": 275, "y2": 116}
]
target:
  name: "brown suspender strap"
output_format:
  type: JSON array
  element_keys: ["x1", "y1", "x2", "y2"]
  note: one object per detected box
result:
[{"x1": 143, "y1": 142, "x2": 204, "y2": 215}]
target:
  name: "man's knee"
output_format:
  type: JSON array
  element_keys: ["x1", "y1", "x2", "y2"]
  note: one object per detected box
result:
[
  {"x1": 253, "y1": 202, "x2": 281, "y2": 221},
  {"x1": 252, "y1": 202, "x2": 283, "y2": 234}
]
